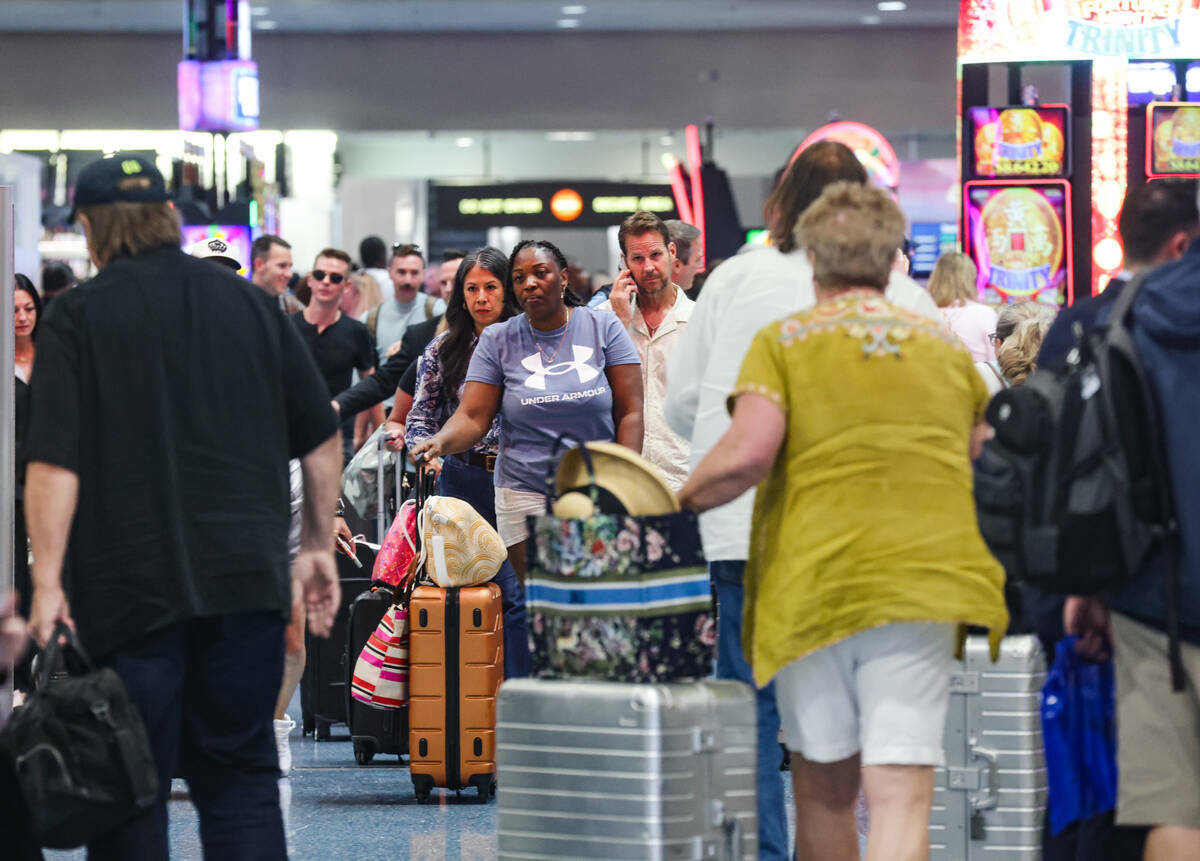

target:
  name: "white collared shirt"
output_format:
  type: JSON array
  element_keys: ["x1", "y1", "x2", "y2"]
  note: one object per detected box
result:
[
  {"x1": 663, "y1": 244, "x2": 941, "y2": 561},
  {"x1": 600, "y1": 286, "x2": 695, "y2": 491}
]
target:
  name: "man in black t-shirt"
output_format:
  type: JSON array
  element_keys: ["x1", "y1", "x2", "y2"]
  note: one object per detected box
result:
[
  {"x1": 290, "y1": 248, "x2": 376, "y2": 461},
  {"x1": 24, "y1": 154, "x2": 343, "y2": 860}
]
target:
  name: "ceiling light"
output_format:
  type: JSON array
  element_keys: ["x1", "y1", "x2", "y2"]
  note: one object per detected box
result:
[
  {"x1": 556, "y1": 18, "x2": 580, "y2": 28},
  {"x1": 660, "y1": 135, "x2": 675, "y2": 146},
  {"x1": 860, "y1": 15, "x2": 882, "y2": 25},
  {"x1": 561, "y1": 5, "x2": 587, "y2": 14},
  {"x1": 251, "y1": 5, "x2": 270, "y2": 14},
  {"x1": 546, "y1": 131, "x2": 595, "y2": 142},
  {"x1": 454, "y1": 137, "x2": 475, "y2": 148},
  {"x1": 877, "y1": 1, "x2": 907, "y2": 10},
  {"x1": 254, "y1": 19, "x2": 277, "y2": 29}
]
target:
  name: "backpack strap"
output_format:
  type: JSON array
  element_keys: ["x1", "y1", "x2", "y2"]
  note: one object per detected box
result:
[{"x1": 1104, "y1": 273, "x2": 1185, "y2": 691}]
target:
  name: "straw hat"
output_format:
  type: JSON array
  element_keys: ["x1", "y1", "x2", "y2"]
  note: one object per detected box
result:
[{"x1": 552, "y1": 441, "x2": 679, "y2": 519}]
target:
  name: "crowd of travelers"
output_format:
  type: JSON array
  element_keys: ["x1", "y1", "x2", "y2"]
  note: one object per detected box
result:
[{"x1": 3, "y1": 148, "x2": 1198, "y2": 861}]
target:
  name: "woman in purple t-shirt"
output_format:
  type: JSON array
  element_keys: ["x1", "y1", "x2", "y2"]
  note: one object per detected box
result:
[{"x1": 411, "y1": 239, "x2": 644, "y2": 578}]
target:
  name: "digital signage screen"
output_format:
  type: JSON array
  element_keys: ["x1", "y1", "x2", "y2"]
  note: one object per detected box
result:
[
  {"x1": 1147, "y1": 102, "x2": 1200, "y2": 176},
  {"x1": 968, "y1": 105, "x2": 1070, "y2": 179},
  {"x1": 963, "y1": 180, "x2": 1072, "y2": 306},
  {"x1": 181, "y1": 224, "x2": 254, "y2": 275},
  {"x1": 178, "y1": 60, "x2": 260, "y2": 133},
  {"x1": 909, "y1": 221, "x2": 959, "y2": 277}
]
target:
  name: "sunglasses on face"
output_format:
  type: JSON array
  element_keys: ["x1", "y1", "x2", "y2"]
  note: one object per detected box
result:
[{"x1": 311, "y1": 270, "x2": 345, "y2": 284}]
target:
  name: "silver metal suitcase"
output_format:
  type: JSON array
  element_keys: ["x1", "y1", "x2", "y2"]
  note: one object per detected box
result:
[
  {"x1": 930, "y1": 634, "x2": 1048, "y2": 860},
  {"x1": 496, "y1": 678, "x2": 757, "y2": 861}
]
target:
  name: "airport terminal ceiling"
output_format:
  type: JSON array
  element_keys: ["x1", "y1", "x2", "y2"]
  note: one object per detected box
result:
[{"x1": 1, "y1": 0, "x2": 959, "y2": 33}]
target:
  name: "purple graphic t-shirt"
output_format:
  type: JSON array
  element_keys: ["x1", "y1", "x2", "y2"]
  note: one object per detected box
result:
[{"x1": 466, "y1": 305, "x2": 640, "y2": 493}]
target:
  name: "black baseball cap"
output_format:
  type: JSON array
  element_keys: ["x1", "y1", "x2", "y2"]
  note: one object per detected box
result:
[{"x1": 70, "y1": 154, "x2": 168, "y2": 222}]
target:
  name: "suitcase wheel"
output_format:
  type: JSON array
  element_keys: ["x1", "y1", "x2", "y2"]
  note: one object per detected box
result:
[
  {"x1": 413, "y1": 773, "x2": 435, "y2": 804},
  {"x1": 316, "y1": 718, "x2": 332, "y2": 741},
  {"x1": 302, "y1": 714, "x2": 314, "y2": 736},
  {"x1": 353, "y1": 739, "x2": 375, "y2": 766},
  {"x1": 469, "y1": 774, "x2": 495, "y2": 804}
]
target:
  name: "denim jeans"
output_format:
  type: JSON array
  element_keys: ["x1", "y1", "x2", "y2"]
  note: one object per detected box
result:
[
  {"x1": 88, "y1": 611, "x2": 287, "y2": 861},
  {"x1": 711, "y1": 560, "x2": 789, "y2": 861},
  {"x1": 438, "y1": 454, "x2": 532, "y2": 679}
]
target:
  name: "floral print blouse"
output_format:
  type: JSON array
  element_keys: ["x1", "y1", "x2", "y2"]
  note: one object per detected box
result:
[{"x1": 404, "y1": 331, "x2": 500, "y2": 456}]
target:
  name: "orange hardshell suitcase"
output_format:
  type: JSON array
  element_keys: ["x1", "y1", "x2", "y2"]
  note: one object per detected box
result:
[{"x1": 408, "y1": 582, "x2": 504, "y2": 803}]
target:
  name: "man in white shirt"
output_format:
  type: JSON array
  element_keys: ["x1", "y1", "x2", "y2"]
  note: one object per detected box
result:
[
  {"x1": 362, "y1": 243, "x2": 446, "y2": 365},
  {"x1": 600, "y1": 211, "x2": 693, "y2": 491},
  {"x1": 663, "y1": 141, "x2": 940, "y2": 861}
]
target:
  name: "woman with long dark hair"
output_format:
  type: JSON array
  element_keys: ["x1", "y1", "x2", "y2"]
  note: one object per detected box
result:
[
  {"x1": 387, "y1": 247, "x2": 529, "y2": 676},
  {"x1": 411, "y1": 239, "x2": 644, "y2": 577},
  {"x1": 13, "y1": 274, "x2": 42, "y2": 689}
]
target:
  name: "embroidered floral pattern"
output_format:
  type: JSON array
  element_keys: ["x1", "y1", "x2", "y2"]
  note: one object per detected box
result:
[
  {"x1": 404, "y1": 332, "x2": 500, "y2": 455},
  {"x1": 526, "y1": 510, "x2": 715, "y2": 683},
  {"x1": 776, "y1": 291, "x2": 958, "y2": 358}
]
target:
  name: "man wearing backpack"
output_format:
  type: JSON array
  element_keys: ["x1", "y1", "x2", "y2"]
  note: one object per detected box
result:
[
  {"x1": 363, "y1": 243, "x2": 445, "y2": 366},
  {"x1": 1065, "y1": 179, "x2": 1200, "y2": 861}
]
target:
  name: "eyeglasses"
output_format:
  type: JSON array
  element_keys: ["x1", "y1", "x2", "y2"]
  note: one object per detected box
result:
[
  {"x1": 392, "y1": 243, "x2": 423, "y2": 258},
  {"x1": 311, "y1": 270, "x2": 345, "y2": 284}
]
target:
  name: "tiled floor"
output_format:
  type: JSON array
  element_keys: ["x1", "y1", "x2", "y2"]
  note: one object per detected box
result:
[{"x1": 43, "y1": 693, "x2": 868, "y2": 860}]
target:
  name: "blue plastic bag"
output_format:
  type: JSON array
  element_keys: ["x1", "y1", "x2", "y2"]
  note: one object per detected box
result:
[{"x1": 1041, "y1": 636, "x2": 1118, "y2": 835}]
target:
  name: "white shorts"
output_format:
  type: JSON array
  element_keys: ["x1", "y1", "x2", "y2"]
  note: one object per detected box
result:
[
  {"x1": 774, "y1": 621, "x2": 955, "y2": 767},
  {"x1": 494, "y1": 486, "x2": 547, "y2": 547}
]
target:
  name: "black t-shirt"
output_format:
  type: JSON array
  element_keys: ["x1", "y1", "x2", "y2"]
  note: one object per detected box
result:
[
  {"x1": 290, "y1": 311, "x2": 375, "y2": 398},
  {"x1": 25, "y1": 246, "x2": 340, "y2": 658}
]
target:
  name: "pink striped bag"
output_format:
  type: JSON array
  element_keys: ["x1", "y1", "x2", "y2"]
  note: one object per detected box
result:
[{"x1": 349, "y1": 603, "x2": 410, "y2": 709}]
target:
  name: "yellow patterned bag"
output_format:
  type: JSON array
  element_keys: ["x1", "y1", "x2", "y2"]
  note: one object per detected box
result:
[{"x1": 415, "y1": 496, "x2": 506, "y2": 588}]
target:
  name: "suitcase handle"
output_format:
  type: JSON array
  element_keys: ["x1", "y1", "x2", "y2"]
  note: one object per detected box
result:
[{"x1": 969, "y1": 746, "x2": 999, "y2": 813}]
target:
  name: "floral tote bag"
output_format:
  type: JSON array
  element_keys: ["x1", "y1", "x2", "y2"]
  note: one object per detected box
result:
[{"x1": 524, "y1": 441, "x2": 714, "y2": 683}]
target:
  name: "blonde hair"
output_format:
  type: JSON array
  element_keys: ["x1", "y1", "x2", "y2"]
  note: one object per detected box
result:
[
  {"x1": 928, "y1": 252, "x2": 979, "y2": 307},
  {"x1": 995, "y1": 300, "x2": 1053, "y2": 344},
  {"x1": 348, "y1": 272, "x2": 384, "y2": 316},
  {"x1": 794, "y1": 181, "x2": 906, "y2": 291},
  {"x1": 998, "y1": 314, "x2": 1054, "y2": 386},
  {"x1": 79, "y1": 201, "x2": 181, "y2": 266}
]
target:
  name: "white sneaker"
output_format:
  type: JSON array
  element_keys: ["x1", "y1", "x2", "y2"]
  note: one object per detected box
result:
[{"x1": 273, "y1": 717, "x2": 296, "y2": 776}]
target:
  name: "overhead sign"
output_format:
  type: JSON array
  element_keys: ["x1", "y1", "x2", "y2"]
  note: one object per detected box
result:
[
  {"x1": 959, "y1": 0, "x2": 1200, "y2": 62},
  {"x1": 433, "y1": 182, "x2": 677, "y2": 228}
]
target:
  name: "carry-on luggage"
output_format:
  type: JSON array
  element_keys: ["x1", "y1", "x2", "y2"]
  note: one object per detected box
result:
[
  {"x1": 408, "y1": 582, "x2": 504, "y2": 803},
  {"x1": 345, "y1": 583, "x2": 409, "y2": 764},
  {"x1": 929, "y1": 634, "x2": 1048, "y2": 859},
  {"x1": 496, "y1": 678, "x2": 758, "y2": 860},
  {"x1": 301, "y1": 544, "x2": 371, "y2": 740}
]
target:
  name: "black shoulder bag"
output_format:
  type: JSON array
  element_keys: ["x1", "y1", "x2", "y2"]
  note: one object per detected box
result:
[{"x1": 0, "y1": 624, "x2": 158, "y2": 848}]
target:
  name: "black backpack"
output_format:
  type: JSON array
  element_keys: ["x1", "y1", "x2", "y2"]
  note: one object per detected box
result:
[
  {"x1": 0, "y1": 625, "x2": 158, "y2": 848},
  {"x1": 973, "y1": 275, "x2": 1185, "y2": 687}
]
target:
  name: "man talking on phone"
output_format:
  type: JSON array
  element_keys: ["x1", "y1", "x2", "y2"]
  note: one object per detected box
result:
[{"x1": 598, "y1": 211, "x2": 694, "y2": 490}]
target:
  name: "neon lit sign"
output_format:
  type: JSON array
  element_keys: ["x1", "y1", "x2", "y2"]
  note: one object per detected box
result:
[
  {"x1": 959, "y1": 0, "x2": 1200, "y2": 62},
  {"x1": 792, "y1": 121, "x2": 900, "y2": 189}
]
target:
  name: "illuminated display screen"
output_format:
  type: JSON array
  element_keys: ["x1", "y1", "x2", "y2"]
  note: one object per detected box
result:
[
  {"x1": 909, "y1": 222, "x2": 959, "y2": 277},
  {"x1": 434, "y1": 182, "x2": 677, "y2": 228},
  {"x1": 968, "y1": 105, "x2": 1070, "y2": 179},
  {"x1": 178, "y1": 60, "x2": 260, "y2": 133},
  {"x1": 1147, "y1": 102, "x2": 1200, "y2": 176},
  {"x1": 181, "y1": 224, "x2": 254, "y2": 274},
  {"x1": 963, "y1": 181, "x2": 1071, "y2": 306}
]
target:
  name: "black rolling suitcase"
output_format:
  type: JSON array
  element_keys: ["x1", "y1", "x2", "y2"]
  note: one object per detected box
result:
[
  {"x1": 301, "y1": 544, "x2": 374, "y2": 740},
  {"x1": 345, "y1": 583, "x2": 409, "y2": 764}
]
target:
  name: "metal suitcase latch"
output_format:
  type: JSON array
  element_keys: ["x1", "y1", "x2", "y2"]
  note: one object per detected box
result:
[
  {"x1": 691, "y1": 727, "x2": 717, "y2": 753},
  {"x1": 948, "y1": 745, "x2": 999, "y2": 842}
]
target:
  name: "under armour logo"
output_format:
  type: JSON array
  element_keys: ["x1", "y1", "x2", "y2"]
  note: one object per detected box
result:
[
  {"x1": 521, "y1": 346, "x2": 601, "y2": 390},
  {"x1": 207, "y1": 239, "x2": 229, "y2": 253}
]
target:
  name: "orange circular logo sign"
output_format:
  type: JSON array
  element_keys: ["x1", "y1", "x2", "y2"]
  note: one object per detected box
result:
[{"x1": 550, "y1": 188, "x2": 584, "y2": 222}]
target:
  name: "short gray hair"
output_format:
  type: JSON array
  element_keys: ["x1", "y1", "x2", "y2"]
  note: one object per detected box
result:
[
  {"x1": 794, "y1": 181, "x2": 906, "y2": 291},
  {"x1": 664, "y1": 219, "x2": 702, "y2": 263}
]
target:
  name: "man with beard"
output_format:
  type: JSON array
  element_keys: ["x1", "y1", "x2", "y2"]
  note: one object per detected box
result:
[{"x1": 599, "y1": 211, "x2": 693, "y2": 491}]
